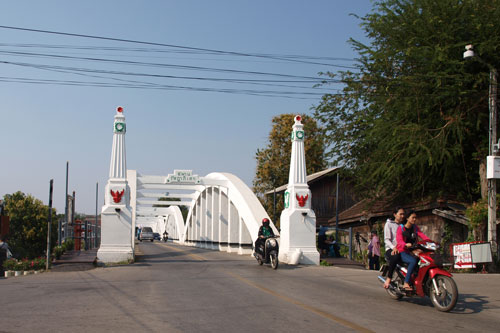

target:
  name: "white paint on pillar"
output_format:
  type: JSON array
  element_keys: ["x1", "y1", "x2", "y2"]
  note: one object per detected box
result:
[
  {"x1": 238, "y1": 217, "x2": 253, "y2": 255},
  {"x1": 201, "y1": 190, "x2": 207, "y2": 248},
  {"x1": 97, "y1": 106, "x2": 134, "y2": 264},
  {"x1": 207, "y1": 187, "x2": 216, "y2": 249},
  {"x1": 127, "y1": 169, "x2": 137, "y2": 247},
  {"x1": 212, "y1": 187, "x2": 220, "y2": 249},
  {"x1": 227, "y1": 201, "x2": 239, "y2": 253},
  {"x1": 219, "y1": 189, "x2": 228, "y2": 251},
  {"x1": 278, "y1": 115, "x2": 320, "y2": 265}
]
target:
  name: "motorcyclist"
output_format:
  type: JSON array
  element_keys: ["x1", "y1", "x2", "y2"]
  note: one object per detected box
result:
[
  {"x1": 163, "y1": 230, "x2": 168, "y2": 242},
  {"x1": 396, "y1": 210, "x2": 430, "y2": 291},
  {"x1": 255, "y1": 218, "x2": 274, "y2": 256},
  {"x1": 383, "y1": 207, "x2": 405, "y2": 289}
]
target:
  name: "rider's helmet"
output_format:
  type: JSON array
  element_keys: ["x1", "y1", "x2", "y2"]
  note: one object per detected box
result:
[{"x1": 262, "y1": 218, "x2": 270, "y2": 227}]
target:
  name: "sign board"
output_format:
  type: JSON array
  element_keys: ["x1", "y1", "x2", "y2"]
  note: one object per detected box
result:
[
  {"x1": 487, "y1": 156, "x2": 500, "y2": 179},
  {"x1": 452, "y1": 242, "x2": 477, "y2": 269},
  {"x1": 164, "y1": 170, "x2": 201, "y2": 184},
  {"x1": 470, "y1": 242, "x2": 493, "y2": 264}
]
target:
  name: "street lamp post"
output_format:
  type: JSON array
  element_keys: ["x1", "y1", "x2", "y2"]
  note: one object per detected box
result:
[{"x1": 464, "y1": 44, "x2": 498, "y2": 257}]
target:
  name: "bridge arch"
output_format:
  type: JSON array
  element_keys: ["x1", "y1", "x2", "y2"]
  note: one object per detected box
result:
[{"x1": 128, "y1": 170, "x2": 278, "y2": 255}]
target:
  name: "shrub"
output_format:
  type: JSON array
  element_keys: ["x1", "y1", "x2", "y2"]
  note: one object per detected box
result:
[
  {"x1": 62, "y1": 239, "x2": 74, "y2": 252},
  {"x1": 19, "y1": 258, "x2": 30, "y2": 271},
  {"x1": 33, "y1": 257, "x2": 46, "y2": 270},
  {"x1": 52, "y1": 246, "x2": 64, "y2": 259},
  {"x1": 3, "y1": 258, "x2": 17, "y2": 271},
  {"x1": 320, "y1": 260, "x2": 332, "y2": 266}
]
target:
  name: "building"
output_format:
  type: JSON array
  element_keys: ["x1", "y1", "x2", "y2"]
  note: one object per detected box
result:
[
  {"x1": 329, "y1": 198, "x2": 470, "y2": 251},
  {"x1": 265, "y1": 167, "x2": 358, "y2": 226}
]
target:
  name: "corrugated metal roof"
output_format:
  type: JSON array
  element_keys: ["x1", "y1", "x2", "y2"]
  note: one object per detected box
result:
[{"x1": 264, "y1": 167, "x2": 340, "y2": 195}]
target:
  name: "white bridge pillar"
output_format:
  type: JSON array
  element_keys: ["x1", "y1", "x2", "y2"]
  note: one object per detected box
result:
[
  {"x1": 278, "y1": 115, "x2": 320, "y2": 265},
  {"x1": 97, "y1": 107, "x2": 134, "y2": 264}
]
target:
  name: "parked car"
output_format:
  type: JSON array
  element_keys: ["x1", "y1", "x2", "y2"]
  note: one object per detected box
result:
[
  {"x1": 139, "y1": 227, "x2": 154, "y2": 242},
  {"x1": 153, "y1": 233, "x2": 161, "y2": 241}
]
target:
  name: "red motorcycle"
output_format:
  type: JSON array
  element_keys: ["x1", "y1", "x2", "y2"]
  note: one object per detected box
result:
[{"x1": 378, "y1": 241, "x2": 458, "y2": 312}]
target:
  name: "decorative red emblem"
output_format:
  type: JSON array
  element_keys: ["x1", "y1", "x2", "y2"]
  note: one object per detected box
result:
[
  {"x1": 117, "y1": 106, "x2": 123, "y2": 113},
  {"x1": 295, "y1": 115, "x2": 302, "y2": 122},
  {"x1": 296, "y1": 194, "x2": 308, "y2": 207},
  {"x1": 110, "y1": 189, "x2": 125, "y2": 203}
]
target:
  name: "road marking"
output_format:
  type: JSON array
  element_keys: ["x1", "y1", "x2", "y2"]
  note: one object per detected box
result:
[
  {"x1": 160, "y1": 243, "x2": 207, "y2": 261},
  {"x1": 226, "y1": 271, "x2": 374, "y2": 333},
  {"x1": 156, "y1": 243, "x2": 372, "y2": 332}
]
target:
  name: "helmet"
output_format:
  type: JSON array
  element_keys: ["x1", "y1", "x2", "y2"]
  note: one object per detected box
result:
[{"x1": 262, "y1": 218, "x2": 270, "y2": 224}]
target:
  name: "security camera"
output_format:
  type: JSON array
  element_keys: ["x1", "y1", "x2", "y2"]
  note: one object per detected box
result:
[
  {"x1": 463, "y1": 44, "x2": 475, "y2": 59},
  {"x1": 115, "y1": 208, "x2": 121, "y2": 213},
  {"x1": 301, "y1": 212, "x2": 308, "y2": 217}
]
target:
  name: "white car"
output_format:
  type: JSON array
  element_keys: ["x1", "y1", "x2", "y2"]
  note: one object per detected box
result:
[{"x1": 139, "y1": 227, "x2": 154, "y2": 242}]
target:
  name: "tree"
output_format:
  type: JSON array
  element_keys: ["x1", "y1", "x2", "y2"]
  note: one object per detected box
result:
[
  {"x1": 153, "y1": 197, "x2": 189, "y2": 222},
  {"x1": 314, "y1": 0, "x2": 500, "y2": 203},
  {"x1": 253, "y1": 114, "x2": 327, "y2": 225},
  {"x1": 3, "y1": 191, "x2": 58, "y2": 259}
]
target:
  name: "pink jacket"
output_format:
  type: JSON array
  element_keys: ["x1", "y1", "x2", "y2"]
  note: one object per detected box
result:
[{"x1": 396, "y1": 225, "x2": 430, "y2": 253}]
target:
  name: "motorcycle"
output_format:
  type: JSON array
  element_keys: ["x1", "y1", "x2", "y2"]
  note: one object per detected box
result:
[
  {"x1": 163, "y1": 233, "x2": 168, "y2": 242},
  {"x1": 254, "y1": 236, "x2": 279, "y2": 269},
  {"x1": 378, "y1": 240, "x2": 458, "y2": 312}
]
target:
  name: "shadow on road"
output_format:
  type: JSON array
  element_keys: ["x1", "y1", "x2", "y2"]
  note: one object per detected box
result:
[
  {"x1": 394, "y1": 292, "x2": 491, "y2": 314},
  {"x1": 452, "y1": 293, "x2": 494, "y2": 314}
]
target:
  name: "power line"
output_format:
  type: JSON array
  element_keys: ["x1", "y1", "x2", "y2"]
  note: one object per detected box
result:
[
  {"x1": 0, "y1": 25, "x2": 358, "y2": 69},
  {"x1": 0, "y1": 50, "x2": 342, "y2": 82}
]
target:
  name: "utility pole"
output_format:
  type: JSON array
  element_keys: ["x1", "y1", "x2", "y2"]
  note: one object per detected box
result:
[
  {"x1": 335, "y1": 172, "x2": 339, "y2": 241},
  {"x1": 46, "y1": 179, "x2": 54, "y2": 270},
  {"x1": 95, "y1": 182, "x2": 98, "y2": 249},
  {"x1": 464, "y1": 45, "x2": 498, "y2": 257},
  {"x1": 62, "y1": 161, "x2": 69, "y2": 245}
]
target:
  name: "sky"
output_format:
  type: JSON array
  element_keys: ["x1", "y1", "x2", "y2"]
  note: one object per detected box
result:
[{"x1": 0, "y1": 0, "x2": 372, "y2": 215}]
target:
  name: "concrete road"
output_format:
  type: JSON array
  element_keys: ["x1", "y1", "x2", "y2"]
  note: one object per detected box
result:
[{"x1": 1, "y1": 242, "x2": 499, "y2": 332}]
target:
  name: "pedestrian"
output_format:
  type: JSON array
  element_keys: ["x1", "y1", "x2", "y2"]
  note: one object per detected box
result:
[
  {"x1": 0, "y1": 235, "x2": 13, "y2": 277},
  {"x1": 318, "y1": 225, "x2": 327, "y2": 256},
  {"x1": 368, "y1": 230, "x2": 380, "y2": 270}
]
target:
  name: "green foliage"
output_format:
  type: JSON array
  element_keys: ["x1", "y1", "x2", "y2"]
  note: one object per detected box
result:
[
  {"x1": 465, "y1": 198, "x2": 487, "y2": 241},
  {"x1": 375, "y1": 222, "x2": 386, "y2": 264},
  {"x1": 153, "y1": 197, "x2": 189, "y2": 222},
  {"x1": 339, "y1": 244, "x2": 349, "y2": 258},
  {"x1": 52, "y1": 246, "x2": 64, "y2": 259},
  {"x1": 3, "y1": 191, "x2": 58, "y2": 259},
  {"x1": 440, "y1": 221, "x2": 454, "y2": 255},
  {"x1": 320, "y1": 260, "x2": 332, "y2": 266},
  {"x1": 2, "y1": 258, "x2": 17, "y2": 271},
  {"x1": 3, "y1": 257, "x2": 46, "y2": 271},
  {"x1": 253, "y1": 114, "x2": 327, "y2": 226},
  {"x1": 62, "y1": 238, "x2": 74, "y2": 252},
  {"x1": 314, "y1": 0, "x2": 500, "y2": 203}
]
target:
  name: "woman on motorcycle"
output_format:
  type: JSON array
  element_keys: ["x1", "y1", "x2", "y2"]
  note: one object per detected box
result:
[
  {"x1": 396, "y1": 210, "x2": 430, "y2": 291},
  {"x1": 383, "y1": 207, "x2": 405, "y2": 289}
]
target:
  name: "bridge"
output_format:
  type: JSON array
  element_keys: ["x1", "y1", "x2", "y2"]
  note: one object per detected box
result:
[{"x1": 97, "y1": 107, "x2": 318, "y2": 265}]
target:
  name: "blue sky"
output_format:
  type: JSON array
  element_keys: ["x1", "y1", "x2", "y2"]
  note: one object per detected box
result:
[{"x1": 0, "y1": 0, "x2": 372, "y2": 214}]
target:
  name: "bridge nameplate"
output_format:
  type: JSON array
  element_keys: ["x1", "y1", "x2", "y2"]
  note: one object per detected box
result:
[{"x1": 165, "y1": 170, "x2": 201, "y2": 184}]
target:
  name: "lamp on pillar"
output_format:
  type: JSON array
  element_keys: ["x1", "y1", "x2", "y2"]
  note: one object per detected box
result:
[{"x1": 464, "y1": 44, "x2": 498, "y2": 258}]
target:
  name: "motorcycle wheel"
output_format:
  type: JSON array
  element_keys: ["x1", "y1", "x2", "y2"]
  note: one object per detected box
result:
[
  {"x1": 257, "y1": 257, "x2": 263, "y2": 265},
  {"x1": 270, "y1": 252, "x2": 279, "y2": 270},
  {"x1": 430, "y1": 275, "x2": 458, "y2": 312},
  {"x1": 386, "y1": 272, "x2": 403, "y2": 300}
]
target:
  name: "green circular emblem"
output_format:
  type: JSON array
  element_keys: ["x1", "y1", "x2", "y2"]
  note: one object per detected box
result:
[
  {"x1": 296, "y1": 131, "x2": 304, "y2": 140},
  {"x1": 115, "y1": 122, "x2": 126, "y2": 133}
]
